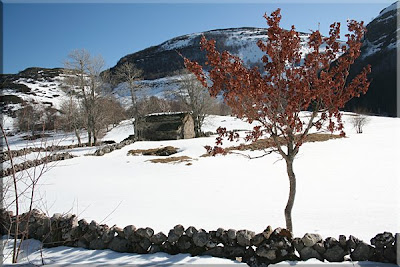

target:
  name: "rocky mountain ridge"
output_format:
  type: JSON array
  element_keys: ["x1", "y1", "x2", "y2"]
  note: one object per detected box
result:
[{"x1": 345, "y1": 1, "x2": 398, "y2": 116}]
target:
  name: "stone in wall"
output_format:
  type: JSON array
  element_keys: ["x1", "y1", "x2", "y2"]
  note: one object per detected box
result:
[{"x1": 0, "y1": 209, "x2": 397, "y2": 265}]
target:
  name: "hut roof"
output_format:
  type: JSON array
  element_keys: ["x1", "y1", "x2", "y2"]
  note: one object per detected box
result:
[{"x1": 143, "y1": 112, "x2": 191, "y2": 123}]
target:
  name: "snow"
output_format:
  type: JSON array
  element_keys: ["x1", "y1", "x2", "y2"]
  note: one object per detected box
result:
[
  {"x1": 361, "y1": 35, "x2": 396, "y2": 59},
  {"x1": 2, "y1": 114, "x2": 17, "y2": 132},
  {"x1": 12, "y1": 77, "x2": 69, "y2": 110},
  {"x1": 376, "y1": 1, "x2": 398, "y2": 19},
  {"x1": 113, "y1": 74, "x2": 189, "y2": 106},
  {"x1": 386, "y1": 41, "x2": 397, "y2": 50},
  {"x1": 362, "y1": 41, "x2": 383, "y2": 59},
  {"x1": 2, "y1": 131, "x2": 88, "y2": 152},
  {"x1": 2, "y1": 237, "x2": 398, "y2": 266},
  {"x1": 155, "y1": 27, "x2": 333, "y2": 72},
  {"x1": 1, "y1": 237, "x2": 244, "y2": 265},
  {"x1": 2, "y1": 114, "x2": 399, "y2": 265},
  {"x1": 102, "y1": 119, "x2": 134, "y2": 143},
  {"x1": 160, "y1": 34, "x2": 198, "y2": 51}
]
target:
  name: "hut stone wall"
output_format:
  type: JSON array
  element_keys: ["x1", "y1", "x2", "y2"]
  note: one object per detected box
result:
[{"x1": 136, "y1": 112, "x2": 195, "y2": 141}]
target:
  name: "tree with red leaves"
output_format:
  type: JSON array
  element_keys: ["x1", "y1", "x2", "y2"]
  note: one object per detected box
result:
[{"x1": 184, "y1": 9, "x2": 370, "y2": 233}]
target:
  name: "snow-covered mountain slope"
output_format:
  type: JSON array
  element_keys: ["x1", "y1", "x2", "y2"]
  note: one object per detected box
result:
[
  {"x1": 109, "y1": 27, "x2": 339, "y2": 107},
  {"x1": 109, "y1": 27, "x2": 318, "y2": 82},
  {"x1": 1, "y1": 68, "x2": 68, "y2": 109},
  {"x1": 1, "y1": 68, "x2": 71, "y2": 131},
  {"x1": 361, "y1": 1, "x2": 397, "y2": 58},
  {"x1": 113, "y1": 74, "x2": 188, "y2": 107}
]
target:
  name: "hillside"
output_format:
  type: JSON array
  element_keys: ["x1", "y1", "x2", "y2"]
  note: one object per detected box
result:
[
  {"x1": 0, "y1": 67, "x2": 69, "y2": 131},
  {"x1": 345, "y1": 1, "x2": 398, "y2": 117},
  {"x1": 109, "y1": 27, "x2": 314, "y2": 81}
]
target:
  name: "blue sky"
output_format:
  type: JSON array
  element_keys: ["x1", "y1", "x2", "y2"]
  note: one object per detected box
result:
[{"x1": 2, "y1": 1, "x2": 394, "y2": 74}]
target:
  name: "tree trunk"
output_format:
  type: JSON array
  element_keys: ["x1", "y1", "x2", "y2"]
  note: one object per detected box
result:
[
  {"x1": 93, "y1": 127, "x2": 97, "y2": 146},
  {"x1": 284, "y1": 158, "x2": 296, "y2": 233},
  {"x1": 133, "y1": 116, "x2": 140, "y2": 141},
  {"x1": 193, "y1": 115, "x2": 202, "y2": 137},
  {"x1": 88, "y1": 131, "x2": 92, "y2": 146},
  {"x1": 74, "y1": 129, "x2": 82, "y2": 146},
  {"x1": 194, "y1": 119, "x2": 200, "y2": 137}
]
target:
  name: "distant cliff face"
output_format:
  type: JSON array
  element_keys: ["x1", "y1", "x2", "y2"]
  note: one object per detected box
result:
[{"x1": 346, "y1": 2, "x2": 398, "y2": 117}]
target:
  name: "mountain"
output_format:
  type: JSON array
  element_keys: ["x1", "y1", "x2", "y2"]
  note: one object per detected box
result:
[
  {"x1": 110, "y1": 2, "x2": 398, "y2": 117},
  {"x1": 108, "y1": 27, "x2": 327, "y2": 105},
  {"x1": 109, "y1": 27, "x2": 315, "y2": 81},
  {"x1": 345, "y1": 1, "x2": 398, "y2": 117},
  {"x1": 1, "y1": 2, "x2": 397, "y2": 132}
]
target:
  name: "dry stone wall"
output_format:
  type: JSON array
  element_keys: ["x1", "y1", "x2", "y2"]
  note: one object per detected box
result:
[
  {"x1": 0, "y1": 152, "x2": 74, "y2": 177},
  {"x1": 93, "y1": 139, "x2": 134, "y2": 156},
  {"x1": 0, "y1": 142, "x2": 97, "y2": 163},
  {"x1": 1, "y1": 139, "x2": 135, "y2": 177},
  {"x1": 0, "y1": 209, "x2": 397, "y2": 266}
]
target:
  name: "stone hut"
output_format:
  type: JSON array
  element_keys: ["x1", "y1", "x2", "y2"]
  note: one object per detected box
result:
[{"x1": 136, "y1": 112, "x2": 195, "y2": 141}]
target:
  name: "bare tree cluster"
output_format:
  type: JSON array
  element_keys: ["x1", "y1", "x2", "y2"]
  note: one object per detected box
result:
[
  {"x1": 14, "y1": 50, "x2": 230, "y2": 142},
  {"x1": 114, "y1": 62, "x2": 144, "y2": 139},
  {"x1": 15, "y1": 104, "x2": 58, "y2": 136},
  {"x1": 114, "y1": 62, "x2": 230, "y2": 139},
  {"x1": 63, "y1": 49, "x2": 105, "y2": 146},
  {"x1": 63, "y1": 49, "x2": 126, "y2": 145},
  {"x1": 95, "y1": 97, "x2": 127, "y2": 132},
  {"x1": 172, "y1": 70, "x2": 217, "y2": 137}
]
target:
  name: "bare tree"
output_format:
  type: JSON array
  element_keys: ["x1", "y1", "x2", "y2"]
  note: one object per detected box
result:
[
  {"x1": 1, "y1": 123, "x2": 53, "y2": 263},
  {"x1": 173, "y1": 70, "x2": 215, "y2": 137},
  {"x1": 58, "y1": 98, "x2": 84, "y2": 146},
  {"x1": 137, "y1": 96, "x2": 171, "y2": 115},
  {"x1": 64, "y1": 49, "x2": 105, "y2": 146},
  {"x1": 351, "y1": 109, "x2": 370, "y2": 134},
  {"x1": 115, "y1": 62, "x2": 143, "y2": 139}
]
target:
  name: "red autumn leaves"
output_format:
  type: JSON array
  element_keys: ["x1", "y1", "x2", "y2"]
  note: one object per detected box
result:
[{"x1": 184, "y1": 8, "x2": 370, "y2": 155}]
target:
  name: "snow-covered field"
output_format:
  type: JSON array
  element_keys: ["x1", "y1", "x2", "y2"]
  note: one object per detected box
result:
[{"x1": 2, "y1": 114, "x2": 399, "y2": 265}]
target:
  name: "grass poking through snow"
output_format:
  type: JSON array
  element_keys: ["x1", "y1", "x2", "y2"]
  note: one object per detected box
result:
[{"x1": 147, "y1": 156, "x2": 193, "y2": 164}]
